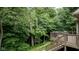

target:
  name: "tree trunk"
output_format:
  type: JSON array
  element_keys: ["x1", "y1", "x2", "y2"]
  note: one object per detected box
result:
[
  {"x1": 43, "y1": 36, "x2": 45, "y2": 42},
  {"x1": 28, "y1": 8, "x2": 34, "y2": 46},
  {"x1": 30, "y1": 16, "x2": 34, "y2": 46},
  {"x1": 31, "y1": 36, "x2": 34, "y2": 46},
  {"x1": 30, "y1": 22, "x2": 34, "y2": 46},
  {"x1": 0, "y1": 20, "x2": 3, "y2": 49}
]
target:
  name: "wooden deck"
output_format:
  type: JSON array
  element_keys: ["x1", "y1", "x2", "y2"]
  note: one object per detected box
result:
[{"x1": 48, "y1": 32, "x2": 79, "y2": 51}]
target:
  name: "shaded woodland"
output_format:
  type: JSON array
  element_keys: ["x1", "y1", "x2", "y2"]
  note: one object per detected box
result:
[{"x1": 0, "y1": 7, "x2": 78, "y2": 51}]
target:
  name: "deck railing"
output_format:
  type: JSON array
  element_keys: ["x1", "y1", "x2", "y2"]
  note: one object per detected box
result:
[{"x1": 49, "y1": 31, "x2": 79, "y2": 50}]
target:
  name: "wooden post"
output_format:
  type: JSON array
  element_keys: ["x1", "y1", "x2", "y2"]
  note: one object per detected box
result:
[
  {"x1": 76, "y1": 21, "x2": 79, "y2": 34},
  {"x1": 76, "y1": 21, "x2": 79, "y2": 48},
  {"x1": 64, "y1": 36, "x2": 66, "y2": 51},
  {"x1": 50, "y1": 32, "x2": 52, "y2": 41},
  {"x1": 73, "y1": 9, "x2": 79, "y2": 48},
  {"x1": 64, "y1": 34, "x2": 67, "y2": 51}
]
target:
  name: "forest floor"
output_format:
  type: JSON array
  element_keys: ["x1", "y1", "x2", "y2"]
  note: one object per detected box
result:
[{"x1": 30, "y1": 41, "x2": 52, "y2": 51}]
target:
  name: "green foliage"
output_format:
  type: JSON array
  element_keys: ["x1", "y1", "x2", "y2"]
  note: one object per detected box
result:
[
  {"x1": 57, "y1": 8, "x2": 76, "y2": 31},
  {"x1": 2, "y1": 37, "x2": 30, "y2": 51},
  {"x1": 0, "y1": 7, "x2": 76, "y2": 50}
]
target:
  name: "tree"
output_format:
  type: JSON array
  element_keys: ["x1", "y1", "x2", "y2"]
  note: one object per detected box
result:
[
  {"x1": 0, "y1": 20, "x2": 3, "y2": 49},
  {"x1": 56, "y1": 8, "x2": 76, "y2": 32},
  {"x1": 0, "y1": 7, "x2": 76, "y2": 51}
]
